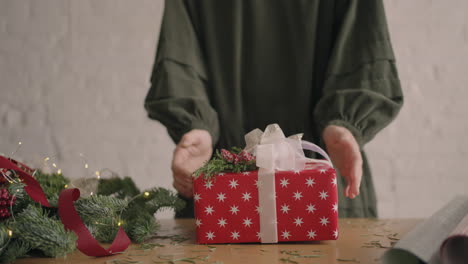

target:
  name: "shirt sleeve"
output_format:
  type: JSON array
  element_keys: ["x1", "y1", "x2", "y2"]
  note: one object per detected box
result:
[
  {"x1": 313, "y1": 0, "x2": 403, "y2": 147},
  {"x1": 144, "y1": 0, "x2": 220, "y2": 144}
]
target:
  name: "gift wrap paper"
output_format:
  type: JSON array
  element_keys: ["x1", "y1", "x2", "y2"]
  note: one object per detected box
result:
[{"x1": 193, "y1": 162, "x2": 338, "y2": 244}]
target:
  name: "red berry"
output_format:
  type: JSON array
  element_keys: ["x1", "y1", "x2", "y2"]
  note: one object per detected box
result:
[{"x1": 0, "y1": 188, "x2": 15, "y2": 220}]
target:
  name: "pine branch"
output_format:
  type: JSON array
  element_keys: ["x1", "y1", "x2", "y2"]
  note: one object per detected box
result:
[
  {"x1": 14, "y1": 205, "x2": 76, "y2": 258},
  {"x1": 142, "y1": 188, "x2": 186, "y2": 214},
  {"x1": 0, "y1": 225, "x2": 11, "y2": 256},
  {"x1": 0, "y1": 239, "x2": 31, "y2": 264},
  {"x1": 33, "y1": 171, "x2": 69, "y2": 199},
  {"x1": 75, "y1": 195, "x2": 129, "y2": 243},
  {"x1": 126, "y1": 215, "x2": 159, "y2": 243},
  {"x1": 97, "y1": 177, "x2": 140, "y2": 199},
  {"x1": 75, "y1": 195, "x2": 128, "y2": 223},
  {"x1": 193, "y1": 149, "x2": 257, "y2": 179},
  {"x1": 120, "y1": 187, "x2": 185, "y2": 243}
]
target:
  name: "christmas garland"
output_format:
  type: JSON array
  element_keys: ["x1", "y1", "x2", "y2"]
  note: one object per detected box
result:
[
  {"x1": 0, "y1": 157, "x2": 185, "y2": 263},
  {"x1": 193, "y1": 148, "x2": 257, "y2": 179}
]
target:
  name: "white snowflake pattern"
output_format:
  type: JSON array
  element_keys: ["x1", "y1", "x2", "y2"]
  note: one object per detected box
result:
[
  {"x1": 293, "y1": 170, "x2": 301, "y2": 175},
  {"x1": 204, "y1": 180, "x2": 214, "y2": 189},
  {"x1": 242, "y1": 171, "x2": 250, "y2": 175},
  {"x1": 217, "y1": 192, "x2": 227, "y2": 202},
  {"x1": 231, "y1": 231, "x2": 240, "y2": 240},
  {"x1": 293, "y1": 217, "x2": 304, "y2": 227},
  {"x1": 280, "y1": 204, "x2": 290, "y2": 214},
  {"x1": 306, "y1": 203, "x2": 316, "y2": 213},
  {"x1": 193, "y1": 193, "x2": 201, "y2": 202},
  {"x1": 293, "y1": 191, "x2": 303, "y2": 200},
  {"x1": 319, "y1": 169, "x2": 327, "y2": 174},
  {"x1": 255, "y1": 206, "x2": 262, "y2": 214},
  {"x1": 333, "y1": 229, "x2": 339, "y2": 238},
  {"x1": 305, "y1": 178, "x2": 315, "y2": 187},
  {"x1": 217, "y1": 172, "x2": 225, "y2": 176},
  {"x1": 206, "y1": 231, "x2": 215, "y2": 240},
  {"x1": 230, "y1": 205, "x2": 240, "y2": 215},
  {"x1": 269, "y1": 193, "x2": 277, "y2": 200},
  {"x1": 281, "y1": 230, "x2": 291, "y2": 240},
  {"x1": 255, "y1": 179, "x2": 263, "y2": 188},
  {"x1": 320, "y1": 217, "x2": 330, "y2": 226},
  {"x1": 243, "y1": 218, "x2": 253, "y2": 227},
  {"x1": 319, "y1": 190, "x2": 329, "y2": 200},
  {"x1": 204, "y1": 205, "x2": 215, "y2": 215},
  {"x1": 217, "y1": 218, "x2": 227, "y2": 227},
  {"x1": 331, "y1": 177, "x2": 337, "y2": 186},
  {"x1": 256, "y1": 232, "x2": 262, "y2": 239},
  {"x1": 307, "y1": 230, "x2": 317, "y2": 239},
  {"x1": 332, "y1": 203, "x2": 338, "y2": 213},
  {"x1": 229, "y1": 179, "x2": 239, "y2": 189},
  {"x1": 242, "y1": 192, "x2": 252, "y2": 201},
  {"x1": 280, "y1": 178, "x2": 289, "y2": 188},
  {"x1": 195, "y1": 219, "x2": 202, "y2": 227}
]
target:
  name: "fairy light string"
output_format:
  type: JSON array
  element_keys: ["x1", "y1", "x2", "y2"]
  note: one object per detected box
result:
[{"x1": 0, "y1": 142, "x2": 180, "y2": 259}]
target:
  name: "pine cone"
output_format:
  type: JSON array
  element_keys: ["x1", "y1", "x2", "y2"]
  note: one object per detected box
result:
[
  {"x1": 239, "y1": 151, "x2": 255, "y2": 162},
  {"x1": 221, "y1": 149, "x2": 235, "y2": 163}
]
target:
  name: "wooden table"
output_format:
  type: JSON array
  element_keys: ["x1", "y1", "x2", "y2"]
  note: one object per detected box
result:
[{"x1": 15, "y1": 218, "x2": 421, "y2": 264}]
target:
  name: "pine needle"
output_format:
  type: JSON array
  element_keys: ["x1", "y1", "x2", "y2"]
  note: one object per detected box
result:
[{"x1": 337, "y1": 258, "x2": 360, "y2": 263}]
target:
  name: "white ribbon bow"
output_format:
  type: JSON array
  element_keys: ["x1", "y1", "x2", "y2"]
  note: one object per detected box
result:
[
  {"x1": 244, "y1": 124, "x2": 332, "y2": 171},
  {"x1": 243, "y1": 124, "x2": 332, "y2": 243}
]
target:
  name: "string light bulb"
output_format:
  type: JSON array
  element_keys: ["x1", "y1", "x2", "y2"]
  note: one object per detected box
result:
[
  {"x1": 95, "y1": 171, "x2": 101, "y2": 179},
  {"x1": 7, "y1": 230, "x2": 12, "y2": 237},
  {"x1": 57, "y1": 169, "x2": 62, "y2": 174},
  {"x1": 85, "y1": 164, "x2": 88, "y2": 169},
  {"x1": 44, "y1": 157, "x2": 50, "y2": 161},
  {"x1": 52, "y1": 163, "x2": 57, "y2": 168},
  {"x1": 144, "y1": 192, "x2": 150, "y2": 197},
  {"x1": 64, "y1": 184, "x2": 68, "y2": 188},
  {"x1": 117, "y1": 221, "x2": 123, "y2": 226}
]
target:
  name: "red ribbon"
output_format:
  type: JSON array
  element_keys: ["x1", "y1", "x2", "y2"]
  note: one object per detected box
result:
[
  {"x1": 0, "y1": 156, "x2": 50, "y2": 207},
  {"x1": 0, "y1": 155, "x2": 131, "y2": 257},
  {"x1": 58, "y1": 188, "x2": 131, "y2": 256}
]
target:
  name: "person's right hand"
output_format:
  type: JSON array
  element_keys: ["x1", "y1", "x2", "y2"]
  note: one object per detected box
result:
[{"x1": 171, "y1": 129, "x2": 213, "y2": 198}]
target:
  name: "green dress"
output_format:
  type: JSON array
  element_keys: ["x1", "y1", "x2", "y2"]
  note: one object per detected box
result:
[{"x1": 145, "y1": 0, "x2": 403, "y2": 218}]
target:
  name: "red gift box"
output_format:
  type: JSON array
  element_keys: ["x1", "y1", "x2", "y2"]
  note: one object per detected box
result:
[{"x1": 193, "y1": 162, "x2": 338, "y2": 244}]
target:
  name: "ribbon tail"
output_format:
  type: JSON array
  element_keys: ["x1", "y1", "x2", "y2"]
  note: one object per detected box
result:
[
  {"x1": 58, "y1": 188, "x2": 131, "y2": 257},
  {"x1": 301, "y1": 141, "x2": 333, "y2": 167}
]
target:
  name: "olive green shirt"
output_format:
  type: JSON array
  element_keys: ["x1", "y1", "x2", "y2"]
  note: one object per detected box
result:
[{"x1": 145, "y1": 0, "x2": 403, "y2": 217}]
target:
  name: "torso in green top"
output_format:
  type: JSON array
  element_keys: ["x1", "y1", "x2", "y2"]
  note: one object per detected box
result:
[{"x1": 145, "y1": 0, "x2": 403, "y2": 217}]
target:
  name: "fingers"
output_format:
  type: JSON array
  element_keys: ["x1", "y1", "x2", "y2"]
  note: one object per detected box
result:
[
  {"x1": 171, "y1": 129, "x2": 213, "y2": 199},
  {"x1": 173, "y1": 180, "x2": 193, "y2": 198},
  {"x1": 323, "y1": 125, "x2": 363, "y2": 199},
  {"x1": 343, "y1": 152, "x2": 363, "y2": 199},
  {"x1": 173, "y1": 170, "x2": 193, "y2": 187},
  {"x1": 180, "y1": 133, "x2": 199, "y2": 148},
  {"x1": 345, "y1": 172, "x2": 360, "y2": 199}
]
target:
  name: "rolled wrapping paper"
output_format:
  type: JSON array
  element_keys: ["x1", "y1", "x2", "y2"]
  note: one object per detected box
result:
[
  {"x1": 243, "y1": 124, "x2": 333, "y2": 243},
  {"x1": 440, "y1": 213, "x2": 468, "y2": 264},
  {"x1": 383, "y1": 196, "x2": 468, "y2": 264}
]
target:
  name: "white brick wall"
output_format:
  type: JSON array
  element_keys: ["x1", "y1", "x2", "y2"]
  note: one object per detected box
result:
[{"x1": 0, "y1": 0, "x2": 467, "y2": 218}]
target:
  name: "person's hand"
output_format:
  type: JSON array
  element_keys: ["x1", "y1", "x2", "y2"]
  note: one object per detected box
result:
[
  {"x1": 171, "y1": 129, "x2": 213, "y2": 198},
  {"x1": 322, "y1": 125, "x2": 362, "y2": 199}
]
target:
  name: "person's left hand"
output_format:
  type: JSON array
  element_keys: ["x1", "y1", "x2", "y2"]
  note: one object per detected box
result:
[{"x1": 322, "y1": 125, "x2": 362, "y2": 199}]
